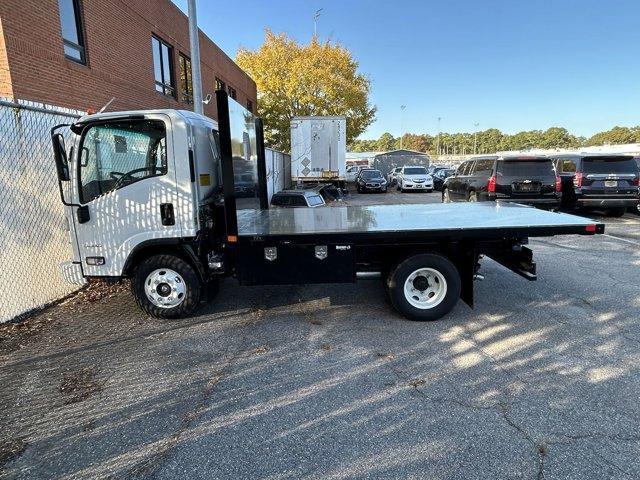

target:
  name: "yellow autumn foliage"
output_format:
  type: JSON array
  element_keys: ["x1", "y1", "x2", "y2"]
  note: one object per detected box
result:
[{"x1": 237, "y1": 30, "x2": 376, "y2": 152}]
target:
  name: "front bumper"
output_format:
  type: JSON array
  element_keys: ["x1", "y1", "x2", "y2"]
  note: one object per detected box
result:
[
  {"x1": 402, "y1": 183, "x2": 433, "y2": 190},
  {"x1": 362, "y1": 181, "x2": 387, "y2": 190}
]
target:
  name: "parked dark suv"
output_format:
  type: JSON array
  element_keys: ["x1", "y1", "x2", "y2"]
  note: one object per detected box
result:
[
  {"x1": 442, "y1": 155, "x2": 561, "y2": 208},
  {"x1": 550, "y1": 154, "x2": 640, "y2": 217}
]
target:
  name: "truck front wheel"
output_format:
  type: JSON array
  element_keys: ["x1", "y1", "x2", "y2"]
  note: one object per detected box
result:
[
  {"x1": 386, "y1": 254, "x2": 461, "y2": 321},
  {"x1": 132, "y1": 254, "x2": 202, "y2": 319}
]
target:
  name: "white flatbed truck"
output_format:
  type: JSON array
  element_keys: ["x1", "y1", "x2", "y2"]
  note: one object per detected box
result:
[{"x1": 51, "y1": 91, "x2": 604, "y2": 321}]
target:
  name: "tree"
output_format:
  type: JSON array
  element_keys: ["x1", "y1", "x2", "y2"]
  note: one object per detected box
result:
[
  {"x1": 376, "y1": 132, "x2": 396, "y2": 151},
  {"x1": 236, "y1": 30, "x2": 376, "y2": 152},
  {"x1": 587, "y1": 126, "x2": 636, "y2": 146}
]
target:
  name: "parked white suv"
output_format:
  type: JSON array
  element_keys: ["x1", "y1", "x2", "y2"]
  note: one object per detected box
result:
[
  {"x1": 397, "y1": 166, "x2": 433, "y2": 192},
  {"x1": 346, "y1": 165, "x2": 372, "y2": 182}
]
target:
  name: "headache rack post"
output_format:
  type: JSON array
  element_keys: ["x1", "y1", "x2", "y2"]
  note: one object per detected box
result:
[
  {"x1": 255, "y1": 117, "x2": 269, "y2": 210},
  {"x1": 215, "y1": 89, "x2": 238, "y2": 240}
]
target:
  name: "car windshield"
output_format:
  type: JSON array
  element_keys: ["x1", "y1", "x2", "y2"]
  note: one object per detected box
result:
[
  {"x1": 582, "y1": 157, "x2": 639, "y2": 174},
  {"x1": 497, "y1": 160, "x2": 554, "y2": 177},
  {"x1": 362, "y1": 170, "x2": 383, "y2": 179},
  {"x1": 404, "y1": 167, "x2": 426, "y2": 175}
]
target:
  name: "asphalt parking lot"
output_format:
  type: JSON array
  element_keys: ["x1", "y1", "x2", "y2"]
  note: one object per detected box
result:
[{"x1": 1, "y1": 192, "x2": 639, "y2": 479}]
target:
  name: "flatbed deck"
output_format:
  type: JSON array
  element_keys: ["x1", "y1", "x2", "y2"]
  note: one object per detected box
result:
[{"x1": 236, "y1": 202, "x2": 603, "y2": 240}]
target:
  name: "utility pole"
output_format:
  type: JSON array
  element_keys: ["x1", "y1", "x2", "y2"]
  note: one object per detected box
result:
[
  {"x1": 314, "y1": 9, "x2": 323, "y2": 37},
  {"x1": 187, "y1": 0, "x2": 203, "y2": 114},
  {"x1": 400, "y1": 105, "x2": 406, "y2": 149},
  {"x1": 473, "y1": 122, "x2": 479, "y2": 154}
]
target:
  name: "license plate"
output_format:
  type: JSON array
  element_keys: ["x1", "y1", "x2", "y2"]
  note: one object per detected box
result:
[
  {"x1": 605, "y1": 180, "x2": 617, "y2": 187},
  {"x1": 518, "y1": 183, "x2": 535, "y2": 191}
]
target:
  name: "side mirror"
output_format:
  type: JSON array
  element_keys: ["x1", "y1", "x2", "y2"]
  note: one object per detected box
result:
[{"x1": 52, "y1": 133, "x2": 70, "y2": 181}]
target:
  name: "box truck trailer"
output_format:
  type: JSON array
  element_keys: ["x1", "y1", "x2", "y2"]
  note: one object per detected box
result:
[{"x1": 290, "y1": 116, "x2": 346, "y2": 187}]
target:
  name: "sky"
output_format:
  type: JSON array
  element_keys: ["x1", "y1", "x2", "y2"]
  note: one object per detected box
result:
[{"x1": 172, "y1": 0, "x2": 640, "y2": 140}]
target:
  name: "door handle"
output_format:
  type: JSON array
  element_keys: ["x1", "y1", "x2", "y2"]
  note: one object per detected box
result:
[
  {"x1": 160, "y1": 203, "x2": 175, "y2": 226},
  {"x1": 76, "y1": 205, "x2": 90, "y2": 224}
]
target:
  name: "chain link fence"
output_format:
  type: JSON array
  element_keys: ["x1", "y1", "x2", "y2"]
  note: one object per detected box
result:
[{"x1": 0, "y1": 99, "x2": 84, "y2": 323}]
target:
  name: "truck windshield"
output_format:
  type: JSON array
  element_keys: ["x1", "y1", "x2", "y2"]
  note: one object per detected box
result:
[
  {"x1": 78, "y1": 120, "x2": 166, "y2": 203},
  {"x1": 404, "y1": 167, "x2": 426, "y2": 175},
  {"x1": 497, "y1": 160, "x2": 554, "y2": 177},
  {"x1": 582, "y1": 157, "x2": 638, "y2": 174}
]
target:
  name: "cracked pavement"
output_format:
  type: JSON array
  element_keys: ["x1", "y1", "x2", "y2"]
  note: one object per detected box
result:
[{"x1": 1, "y1": 192, "x2": 639, "y2": 479}]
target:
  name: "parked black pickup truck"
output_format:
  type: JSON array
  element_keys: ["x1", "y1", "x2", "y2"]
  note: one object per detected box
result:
[
  {"x1": 550, "y1": 154, "x2": 640, "y2": 217},
  {"x1": 443, "y1": 155, "x2": 561, "y2": 209}
]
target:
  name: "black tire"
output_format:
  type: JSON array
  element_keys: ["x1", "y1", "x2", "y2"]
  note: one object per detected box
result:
[
  {"x1": 132, "y1": 254, "x2": 202, "y2": 319},
  {"x1": 427, "y1": 189, "x2": 433, "y2": 193},
  {"x1": 606, "y1": 207, "x2": 626, "y2": 218},
  {"x1": 386, "y1": 254, "x2": 461, "y2": 321}
]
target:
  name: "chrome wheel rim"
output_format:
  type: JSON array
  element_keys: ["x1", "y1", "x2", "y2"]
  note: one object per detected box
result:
[
  {"x1": 145, "y1": 268, "x2": 186, "y2": 308},
  {"x1": 443, "y1": 189, "x2": 450, "y2": 202},
  {"x1": 403, "y1": 268, "x2": 447, "y2": 310}
]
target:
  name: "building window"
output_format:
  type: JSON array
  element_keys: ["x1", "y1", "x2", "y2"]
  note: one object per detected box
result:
[
  {"x1": 228, "y1": 86, "x2": 237, "y2": 100},
  {"x1": 179, "y1": 54, "x2": 193, "y2": 104},
  {"x1": 246, "y1": 100, "x2": 253, "y2": 112},
  {"x1": 152, "y1": 36, "x2": 175, "y2": 97},
  {"x1": 58, "y1": 0, "x2": 86, "y2": 64},
  {"x1": 215, "y1": 77, "x2": 226, "y2": 91}
]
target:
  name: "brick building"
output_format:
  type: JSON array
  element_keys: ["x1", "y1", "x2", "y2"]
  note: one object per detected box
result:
[{"x1": 0, "y1": 0, "x2": 257, "y2": 119}]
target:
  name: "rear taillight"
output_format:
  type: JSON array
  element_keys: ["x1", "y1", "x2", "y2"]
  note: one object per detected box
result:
[
  {"x1": 487, "y1": 175, "x2": 496, "y2": 193},
  {"x1": 555, "y1": 176, "x2": 562, "y2": 192},
  {"x1": 633, "y1": 177, "x2": 639, "y2": 186},
  {"x1": 573, "y1": 172, "x2": 583, "y2": 188}
]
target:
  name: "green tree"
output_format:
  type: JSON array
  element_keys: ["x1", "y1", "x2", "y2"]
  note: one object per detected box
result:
[
  {"x1": 236, "y1": 30, "x2": 376, "y2": 151},
  {"x1": 376, "y1": 132, "x2": 396, "y2": 151}
]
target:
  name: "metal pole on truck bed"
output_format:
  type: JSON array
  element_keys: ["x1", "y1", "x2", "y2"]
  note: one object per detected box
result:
[{"x1": 187, "y1": 0, "x2": 204, "y2": 114}]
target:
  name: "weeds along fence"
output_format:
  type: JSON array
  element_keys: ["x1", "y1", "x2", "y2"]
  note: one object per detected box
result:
[
  {"x1": 0, "y1": 99, "x2": 291, "y2": 323},
  {"x1": 0, "y1": 99, "x2": 83, "y2": 323}
]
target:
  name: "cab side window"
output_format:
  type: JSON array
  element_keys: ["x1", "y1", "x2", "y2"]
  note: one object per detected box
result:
[
  {"x1": 290, "y1": 195, "x2": 307, "y2": 207},
  {"x1": 271, "y1": 194, "x2": 289, "y2": 206},
  {"x1": 473, "y1": 159, "x2": 494, "y2": 175},
  {"x1": 79, "y1": 120, "x2": 167, "y2": 203}
]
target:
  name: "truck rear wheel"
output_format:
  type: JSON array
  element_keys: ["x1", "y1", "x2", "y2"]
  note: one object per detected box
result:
[
  {"x1": 386, "y1": 254, "x2": 461, "y2": 321},
  {"x1": 132, "y1": 254, "x2": 202, "y2": 319}
]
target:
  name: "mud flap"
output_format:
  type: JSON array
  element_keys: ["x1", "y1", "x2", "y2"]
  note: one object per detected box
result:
[{"x1": 456, "y1": 244, "x2": 477, "y2": 309}]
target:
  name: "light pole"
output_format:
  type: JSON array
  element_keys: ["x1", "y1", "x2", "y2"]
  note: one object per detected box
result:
[
  {"x1": 187, "y1": 0, "x2": 203, "y2": 114},
  {"x1": 473, "y1": 122, "x2": 479, "y2": 154},
  {"x1": 437, "y1": 117, "x2": 442, "y2": 156},
  {"x1": 314, "y1": 9, "x2": 323, "y2": 37},
  {"x1": 400, "y1": 105, "x2": 406, "y2": 149}
]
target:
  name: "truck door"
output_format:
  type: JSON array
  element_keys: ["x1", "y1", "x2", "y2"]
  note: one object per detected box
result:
[{"x1": 72, "y1": 115, "x2": 180, "y2": 277}]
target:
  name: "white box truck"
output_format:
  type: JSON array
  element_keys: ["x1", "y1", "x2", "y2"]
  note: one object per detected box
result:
[{"x1": 290, "y1": 116, "x2": 346, "y2": 187}]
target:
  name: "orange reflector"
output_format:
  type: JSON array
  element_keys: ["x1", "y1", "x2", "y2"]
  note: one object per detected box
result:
[
  {"x1": 585, "y1": 224, "x2": 597, "y2": 233},
  {"x1": 227, "y1": 235, "x2": 238, "y2": 243}
]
